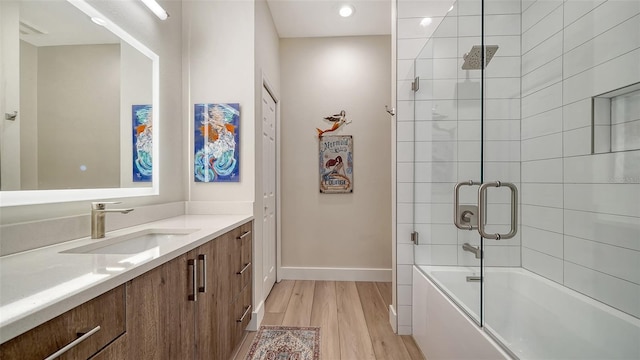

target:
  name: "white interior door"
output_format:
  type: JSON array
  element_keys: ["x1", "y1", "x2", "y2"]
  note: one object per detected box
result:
[{"x1": 262, "y1": 85, "x2": 277, "y2": 298}]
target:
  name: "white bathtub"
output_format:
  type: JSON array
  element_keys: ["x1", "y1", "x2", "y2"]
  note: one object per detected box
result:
[{"x1": 413, "y1": 265, "x2": 640, "y2": 360}]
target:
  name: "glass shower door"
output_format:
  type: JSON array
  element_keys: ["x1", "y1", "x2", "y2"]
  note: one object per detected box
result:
[
  {"x1": 481, "y1": 0, "x2": 640, "y2": 359},
  {"x1": 412, "y1": 0, "x2": 484, "y2": 325}
]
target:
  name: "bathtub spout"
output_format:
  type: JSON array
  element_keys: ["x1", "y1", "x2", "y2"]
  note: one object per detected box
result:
[{"x1": 462, "y1": 243, "x2": 482, "y2": 259}]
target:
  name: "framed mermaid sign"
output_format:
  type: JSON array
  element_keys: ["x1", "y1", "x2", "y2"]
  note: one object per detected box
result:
[
  {"x1": 194, "y1": 103, "x2": 240, "y2": 182},
  {"x1": 319, "y1": 135, "x2": 353, "y2": 193}
]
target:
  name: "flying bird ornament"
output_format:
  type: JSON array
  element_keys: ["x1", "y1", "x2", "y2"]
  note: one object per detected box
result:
[{"x1": 317, "y1": 110, "x2": 351, "y2": 138}]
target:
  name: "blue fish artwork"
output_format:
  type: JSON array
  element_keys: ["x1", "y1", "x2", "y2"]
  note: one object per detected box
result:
[
  {"x1": 132, "y1": 104, "x2": 152, "y2": 182},
  {"x1": 194, "y1": 103, "x2": 240, "y2": 182}
]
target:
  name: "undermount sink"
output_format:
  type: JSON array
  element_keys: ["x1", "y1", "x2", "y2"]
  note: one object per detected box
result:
[{"x1": 62, "y1": 228, "x2": 199, "y2": 255}]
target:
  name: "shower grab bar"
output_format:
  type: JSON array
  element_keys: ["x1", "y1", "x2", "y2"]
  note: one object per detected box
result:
[
  {"x1": 454, "y1": 180, "x2": 480, "y2": 230},
  {"x1": 477, "y1": 181, "x2": 518, "y2": 240}
]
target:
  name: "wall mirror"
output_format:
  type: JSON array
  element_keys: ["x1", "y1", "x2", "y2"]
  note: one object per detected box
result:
[{"x1": 0, "y1": 0, "x2": 159, "y2": 207}]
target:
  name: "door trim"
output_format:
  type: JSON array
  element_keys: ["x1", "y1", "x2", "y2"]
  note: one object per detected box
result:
[{"x1": 261, "y1": 73, "x2": 281, "y2": 286}]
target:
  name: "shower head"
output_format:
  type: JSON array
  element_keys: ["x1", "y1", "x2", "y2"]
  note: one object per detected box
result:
[{"x1": 462, "y1": 45, "x2": 499, "y2": 70}]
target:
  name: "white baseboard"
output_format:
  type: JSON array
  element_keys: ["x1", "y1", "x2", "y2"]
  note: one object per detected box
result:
[
  {"x1": 389, "y1": 304, "x2": 398, "y2": 333},
  {"x1": 247, "y1": 299, "x2": 264, "y2": 332},
  {"x1": 279, "y1": 267, "x2": 392, "y2": 282}
]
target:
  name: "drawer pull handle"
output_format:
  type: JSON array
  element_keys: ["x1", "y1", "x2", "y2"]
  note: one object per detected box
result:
[
  {"x1": 237, "y1": 305, "x2": 252, "y2": 323},
  {"x1": 44, "y1": 325, "x2": 101, "y2": 360},
  {"x1": 237, "y1": 230, "x2": 251, "y2": 240},
  {"x1": 237, "y1": 262, "x2": 251, "y2": 275},
  {"x1": 198, "y1": 254, "x2": 206, "y2": 293},
  {"x1": 188, "y1": 259, "x2": 197, "y2": 301}
]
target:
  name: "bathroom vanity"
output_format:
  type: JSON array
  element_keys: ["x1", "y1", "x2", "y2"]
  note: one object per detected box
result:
[{"x1": 0, "y1": 215, "x2": 253, "y2": 360}]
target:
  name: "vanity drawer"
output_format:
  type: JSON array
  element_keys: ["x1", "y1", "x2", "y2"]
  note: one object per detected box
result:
[
  {"x1": 0, "y1": 285, "x2": 125, "y2": 360},
  {"x1": 232, "y1": 284, "x2": 252, "y2": 348},
  {"x1": 231, "y1": 223, "x2": 252, "y2": 301}
]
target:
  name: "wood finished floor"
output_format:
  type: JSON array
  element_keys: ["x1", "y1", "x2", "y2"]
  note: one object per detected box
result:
[{"x1": 232, "y1": 280, "x2": 425, "y2": 360}]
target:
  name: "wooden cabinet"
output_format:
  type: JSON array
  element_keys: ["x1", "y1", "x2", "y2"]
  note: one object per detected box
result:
[
  {"x1": 125, "y1": 251, "x2": 196, "y2": 359},
  {"x1": 0, "y1": 285, "x2": 125, "y2": 360},
  {"x1": 125, "y1": 221, "x2": 253, "y2": 360},
  {"x1": 0, "y1": 221, "x2": 253, "y2": 360}
]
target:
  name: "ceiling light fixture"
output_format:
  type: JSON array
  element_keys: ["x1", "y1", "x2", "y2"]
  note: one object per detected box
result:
[
  {"x1": 420, "y1": 17, "x2": 433, "y2": 27},
  {"x1": 339, "y1": 4, "x2": 355, "y2": 17},
  {"x1": 140, "y1": 0, "x2": 169, "y2": 20}
]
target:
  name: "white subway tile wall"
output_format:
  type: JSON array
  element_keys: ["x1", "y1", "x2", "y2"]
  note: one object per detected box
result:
[
  {"x1": 396, "y1": 0, "x2": 432, "y2": 335},
  {"x1": 521, "y1": 0, "x2": 640, "y2": 319},
  {"x1": 397, "y1": 0, "x2": 640, "y2": 335}
]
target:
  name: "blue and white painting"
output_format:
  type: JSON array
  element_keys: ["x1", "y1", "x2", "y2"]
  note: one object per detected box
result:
[
  {"x1": 194, "y1": 103, "x2": 240, "y2": 182},
  {"x1": 132, "y1": 104, "x2": 152, "y2": 182}
]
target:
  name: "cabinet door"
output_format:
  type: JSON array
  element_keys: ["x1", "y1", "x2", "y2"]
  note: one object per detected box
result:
[
  {"x1": 194, "y1": 238, "x2": 229, "y2": 360},
  {"x1": 126, "y1": 251, "x2": 196, "y2": 359}
]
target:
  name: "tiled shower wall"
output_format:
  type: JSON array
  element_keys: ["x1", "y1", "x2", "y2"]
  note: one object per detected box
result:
[
  {"x1": 520, "y1": 0, "x2": 640, "y2": 319},
  {"x1": 396, "y1": 0, "x2": 447, "y2": 336}
]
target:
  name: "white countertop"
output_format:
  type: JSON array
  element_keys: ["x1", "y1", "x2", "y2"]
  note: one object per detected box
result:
[{"x1": 0, "y1": 214, "x2": 253, "y2": 344}]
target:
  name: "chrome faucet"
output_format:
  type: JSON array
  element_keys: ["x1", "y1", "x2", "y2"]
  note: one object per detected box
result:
[
  {"x1": 462, "y1": 243, "x2": 482, "y2": 259},
  {"x1": 91, "y1": 202, "x2": 134, "y2": 239}
]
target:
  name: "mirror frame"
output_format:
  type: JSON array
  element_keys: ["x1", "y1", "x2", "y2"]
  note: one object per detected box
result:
[{"x1": 0, "y1": 0, "x2": 160, "y2": 207}]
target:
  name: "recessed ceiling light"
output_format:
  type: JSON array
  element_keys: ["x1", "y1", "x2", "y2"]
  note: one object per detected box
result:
[
  {"x1": 420, "y1": 17, "x2": 433, "y2": 27},
  {"x1": 91, "y1": 17, "x2": 106, "y2": 26},
  {"x1": 339, "y1": 4, "x2": 355, "y2": 17}
]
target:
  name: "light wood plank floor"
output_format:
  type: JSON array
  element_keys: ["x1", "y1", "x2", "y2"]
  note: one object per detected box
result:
[{"x1": 232, "y1": 280, "x2": 425, "y2": 360}]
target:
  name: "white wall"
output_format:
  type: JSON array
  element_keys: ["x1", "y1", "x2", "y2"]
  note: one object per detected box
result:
[
  {"x1": 0, "y1": 0, "x2": 184, "y2": 225},
  {"x1": 520, "y1": 0, "x2": 640, "y2": 319},
  {"x1": 280, "y1": 35, "x2": 392, "y2": 277},
  {"x1": 120, "y1": 42, "x2": 153, "y2": 188},
  {"x1": 36, "y1": 44, "x2": 121, "y2": 190},
  {"x1": 19, "y1": 41, "x2": 38, "y2": 190},
  {"x1": 184, "y1": 0, "x2": 255, "y2": 208},
  {"x1": 0, "y1": 1, "x2": 21, "y2": 191}
]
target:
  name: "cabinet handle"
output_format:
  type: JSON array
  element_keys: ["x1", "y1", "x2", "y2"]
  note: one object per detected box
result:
[
  {"x1": 237, "y1": 230, "x2": 251, "y2": 240},
  {"x1": 188, "y1": 259, "x2": 197, "y2": 301},
  {"x1": 44, "y1": 325, "x2": 101, "y2": 360},
  {"x1": 236, "y1": 262, "x2": 251, "y2": 275},
  {"x1": 198, "y1": 254, "x2": 206, "y2": 293},
  {"x1": 237, "y1": 305, "x2": 252, "y2": 323}
]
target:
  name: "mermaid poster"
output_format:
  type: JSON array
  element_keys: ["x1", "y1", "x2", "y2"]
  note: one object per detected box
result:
[
  {"x1": 319, "y1": 135, "x2": 353, "y2": 193},
  {"x1": 194, "y1": 103, "x2": 240, "y2": 182},
  {"x1": 132, "y1": 104, "x2": 152, "y2": 182}
]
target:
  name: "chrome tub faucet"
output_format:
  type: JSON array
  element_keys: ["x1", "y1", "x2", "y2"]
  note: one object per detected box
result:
[
  {"x1": 91, "y1": 202, "x2": 134, "y2": 239},
  {"x1": 462, "y1": 243, "x2": 482, "y2": 259}
]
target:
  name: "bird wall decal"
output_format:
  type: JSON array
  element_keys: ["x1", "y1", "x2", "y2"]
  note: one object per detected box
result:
[{"x1": 317, "y1": 110, "x2": 351, "y2": 138}]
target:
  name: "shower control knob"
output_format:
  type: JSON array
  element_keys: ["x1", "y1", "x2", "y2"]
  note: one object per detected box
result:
[{"x1": 461, "y1": 210, "x2": 474, "y2": 223}]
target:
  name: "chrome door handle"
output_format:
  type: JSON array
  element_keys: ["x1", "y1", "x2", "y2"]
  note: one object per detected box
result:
[
  {"x1": 198, "y1": 254, "x2": 206, "y2": 293},
  {"x1": 44, "y1": 326, "x2": 101, "y2": 360},
  {"x1": 188, "y1": 259, "x2": 197, "y2": 301},
  {"x1": 478, "y1": 181, "x2": 518, "y2": 240},
  {"x1": 237, "y1": 230, "x2": 251, "y2": 240},
  {"x1": 454, "y1": 180, "x2": 480, "y2": 230},
  {"x1": 237, "y1": 262, "x2": 251, "y2": 275},
  {"x1": 237, "y1": 305, "x2": 252, "y2": 323}
]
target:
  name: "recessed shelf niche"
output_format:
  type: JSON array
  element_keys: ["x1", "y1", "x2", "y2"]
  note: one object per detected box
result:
[{"x1": 592, "y1": 82, "x2": 640, "y2": 154}]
